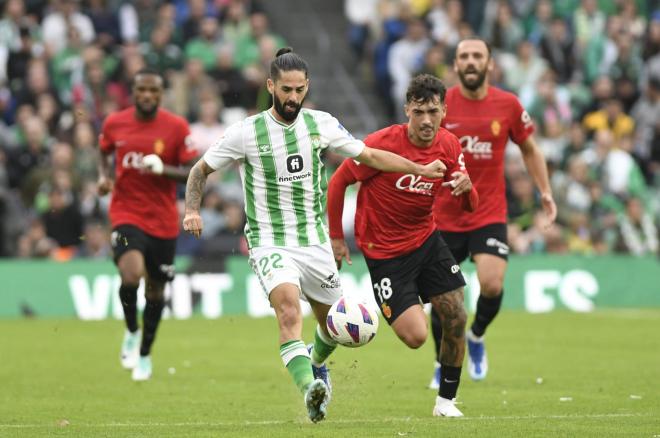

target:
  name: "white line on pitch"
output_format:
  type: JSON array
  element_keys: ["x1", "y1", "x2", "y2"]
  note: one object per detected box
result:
[{"x1": 0, "y1": 412, "x2": 650, "y2": 428}]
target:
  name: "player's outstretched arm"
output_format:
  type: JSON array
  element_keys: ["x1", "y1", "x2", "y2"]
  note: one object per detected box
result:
[
  {"x1": 183, "y1": 159, "x2": 215, "y2": 238},
  {"x1": 97, "y1": 151, "x2": 114, "y2": 195},
  {"x1": 355, "y1": 146, "x2": 446, "y2": 179},
  {"x1": 141, "y1": 155, "x2": 195, "y2": 183},
  {"x1": 518, "y1": 136, "x2": 557, "y2": 226},
  {"x1": 327, "y1": 162, "x2": 357, "y2": 269},
  {"x1": 441, "y1": 171, "x2": 479, "y2": 212}
]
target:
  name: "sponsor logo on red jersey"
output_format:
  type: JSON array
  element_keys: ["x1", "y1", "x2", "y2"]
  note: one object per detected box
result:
[
  {"x1": 395, "y1": 174, "x2": 435, "y2": 196},
  {"x1": 460, "y1": 135, "x2": 493, "y2": 159}
]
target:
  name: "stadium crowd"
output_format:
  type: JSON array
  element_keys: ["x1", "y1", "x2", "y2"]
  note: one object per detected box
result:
[
  {"x1": 0, "y1": 0, "x2": 278, "y2": 259},
  {"x1": 0, "y1": 0, "x2": 658, "y2": 260}
]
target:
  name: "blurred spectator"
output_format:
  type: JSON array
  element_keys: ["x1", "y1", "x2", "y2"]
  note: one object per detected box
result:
[
  {"x1": 631, "y1": 76, "x2": 660, "y2": 171},
  {"x1": 181, "y1": 0, "x2": 217, "y2": 43},
  {"x1": 189, "y1": 98, "x2": 225, "y2": 153},
  {"x1": 582, "y1": 97, "x2": 635, "y2": 139},
  {"x1": 500, "y1": 40, "x2": 548, "y2": 93},
  {"x1": 210, "y1": 44, "x2": 251, "y2": 109},
  {"x1": 141, "y1": 24, "x2": 183, "y2": 75},
  {"x1": 427, "y1": 0, "x2": 461, "y2": 48},
  {"x1": 85, "y1": 0, "x2": 121, "y2": 50},
  {"x1": 41, "y1": 186, "x2": 84, "y2": 253},
  {"x1": 76, "y1": 220, "x2": 111, "y2": 258},
  {"x1": 615, "y1": 197, "x2": 658, "y2": 256},
  {"x1": 167, "y1": 58, "x2": 217, "y2": 121},
  {"x1": 525, "y1": 0, "x2": 553, "y2": 46},
  {"x1": 41, "y1": 0, "x2": 96, "y2": 56},
  {"x1": 51, "y1": 25, "x2": 85, "y2": 106},
  {"x1": 233, "y1": 12, "x2": 285, "y2": 69},
  {"x1": 6, "y1": 115, "x2": 52, "y2": 189},
  {"x1": 344, "y1": 0, "x2": 378, "y2": 60},
  {"x1": 387, "y1": 17, "x2": 430, "y2": 121},
  {"x1": 573, "y1": 0, "x2": 606, "y2": 53},
  {"x1": 185, "y1": 16, "x2": 223, "y2": 71},
  {"x1": 17, "y1": 218, "x2": 57, "y2": 258},
  {"x1": 220, "y1": 0, "x2": 251, "y2": 44},
  {"x1": 539, "y1": 17, "x2": 575, "y2": 83},
  {"x1": 482, "y1": 0, "x2": 524, "y2": 53}
]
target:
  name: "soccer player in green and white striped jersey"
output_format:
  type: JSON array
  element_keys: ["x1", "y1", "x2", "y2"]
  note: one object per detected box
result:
[{"x1": 183, "y1": 47, "x2": 446, "y2": 423}]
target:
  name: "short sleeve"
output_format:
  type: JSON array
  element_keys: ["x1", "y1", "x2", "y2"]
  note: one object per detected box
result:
[
  {"x1": 509, "y1": 97, "x2": 535, "y2": 145},
  {"x1": 343, "y1": 155, "x2": 379, "y2": 182},
  {"x1": 202, "y1": 121, "x2": 245, "y2": 170},
  {"x1": 99, "y1": 117, "x2": 115, "y2": 153},
  {"x1": 445, "y1": 134, "x2": 467, "y2": 176},
  {"x1": 177, "y1": 119, "x2": 199, "y2": 164},
  {"x1": 322, "y1": 115, "x2": 365, "y2": 158}
]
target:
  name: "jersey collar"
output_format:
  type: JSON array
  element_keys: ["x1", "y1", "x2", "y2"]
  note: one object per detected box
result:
[{"x1": 266, "y1": 108, "x2": 300, "y2": 129}]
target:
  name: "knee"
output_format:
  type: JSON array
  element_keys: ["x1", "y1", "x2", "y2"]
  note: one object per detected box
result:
[
  {"x1": 399, "y1": 326, "x2": 427, "y2": 349},
  {"x1": 145, "y1": 282, "x2": 165, "y2": 302},
  {"x1": 275, "y1": 301, "x2": 302, "y2": 330},
  {"x1": 480, "y1": 278, "x2": 503, "y2": 297},
  {"x1": 120, "y1": 271, "x2": 141, "y2": 287}
]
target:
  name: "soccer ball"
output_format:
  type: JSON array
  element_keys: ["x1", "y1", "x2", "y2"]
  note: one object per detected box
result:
[{"x1": 326, "y1": 296, "x2": 379, "y2": 347}]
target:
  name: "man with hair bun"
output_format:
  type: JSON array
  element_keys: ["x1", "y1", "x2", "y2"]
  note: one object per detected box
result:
[{"x1": 183, "y1": 47, "x2": 447, "y2": 422}]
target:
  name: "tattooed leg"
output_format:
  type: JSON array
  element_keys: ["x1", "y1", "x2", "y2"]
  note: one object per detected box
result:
[
  {"x1": 430, "y1": 288, "x2": 467, "y2": 367},
  {"x1": 430, "y1": 288, "x2": 467, "y2": 401}
]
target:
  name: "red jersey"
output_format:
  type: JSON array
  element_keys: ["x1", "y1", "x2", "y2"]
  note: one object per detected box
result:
[
  {"x1": 434, "y1": 86, "x2": 534, "y2": 232},
  {"x1": 99, "y1": 107, "x2": 197, "y2": 239},
  {"x1": 328, "y1": 124, "x2": 466, "y2": 259}
]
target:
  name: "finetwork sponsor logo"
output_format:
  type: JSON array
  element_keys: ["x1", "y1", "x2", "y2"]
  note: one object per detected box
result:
[
  {"x1": 286, "y1": 154, "x2": 303, "y2": 173},
  {"x1": 451, "y1": 265, "x2": 460, "y2": 274},
  {"x1": 321, "y1": 273, "x2": 341, "y2": 289},
  {"x1": 278, "y1": 171, "x2": 311, "y2": 183}
]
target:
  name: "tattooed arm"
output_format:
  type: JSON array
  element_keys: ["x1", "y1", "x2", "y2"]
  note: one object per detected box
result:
[{"x1": 183, "y1": 159, "x2": 216, "y2": 237}]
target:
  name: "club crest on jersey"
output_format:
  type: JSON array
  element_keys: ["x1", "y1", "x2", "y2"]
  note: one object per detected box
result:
[
  {"x1": 491, "y1": 120, "x2": 501, "y2": 136},
  {"x1": 153, "y1": 138, "x2": 165, "y2": 155},
  {"x1": 258, "y1": 144, "x2": 271, "y2": 154},
  {"x1": 395, "y1": 174, "x2": 435, "y2": 196},
  {"x1": 310, "y1": 135, "x2": 321, "y2": 147}
]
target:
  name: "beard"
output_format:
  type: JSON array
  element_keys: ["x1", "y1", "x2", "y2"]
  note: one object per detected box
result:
[
  {"x1": 136, "y1": 101, "x2": 158, "y2": 118},
  {"x1": 273, "y1": 94, "x2": 303, "y2": 122},
  {"x1": 458, "y1": 67, "x2": 487, "y2": 91}
]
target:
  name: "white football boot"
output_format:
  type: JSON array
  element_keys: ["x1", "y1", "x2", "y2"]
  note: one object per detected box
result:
[
  {"x1": 120, "y1": 329, "x2": 140, "y2": 369},
  {"x1": 433, "y1": 396, "x2": 464, "y2": 417},
  {"x1": 132, "y1": 355, "x2": 152, "y2": 381}
]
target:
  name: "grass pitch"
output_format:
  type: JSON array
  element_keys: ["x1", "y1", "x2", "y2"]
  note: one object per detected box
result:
[{"x1": 1, "y1": 310, "x2": 658, "y2": 437}]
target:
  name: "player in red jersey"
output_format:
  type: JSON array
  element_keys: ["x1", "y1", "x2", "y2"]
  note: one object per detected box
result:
[
  {"x1": 428, "y1": 39, "x2": 557, "y2": 387},
  {"x1": 97, "y1": 68, "x2": 199, "y2": 381},
  {"x1": 328, "y1": 74, "x2": 478, "y2": 417}
]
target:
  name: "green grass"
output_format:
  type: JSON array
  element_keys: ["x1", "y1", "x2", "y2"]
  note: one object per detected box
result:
[{"x1": 1, "y1": 310, "x2": 659, "y2": 437}]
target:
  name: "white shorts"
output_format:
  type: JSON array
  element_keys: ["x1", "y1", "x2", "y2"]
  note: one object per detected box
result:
[{"x1": 248, "y1": 243, "x2": 342, "y2": 305}]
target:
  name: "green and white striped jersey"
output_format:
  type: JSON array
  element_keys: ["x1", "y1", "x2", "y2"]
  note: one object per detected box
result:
[{"x1": 203, "y1": 108, "x2": 365, "y2": 248}]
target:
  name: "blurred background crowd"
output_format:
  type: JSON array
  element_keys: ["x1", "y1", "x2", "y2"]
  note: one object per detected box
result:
[{"x1": 0, "y1": 0, "x2": 658, "y2": 261}]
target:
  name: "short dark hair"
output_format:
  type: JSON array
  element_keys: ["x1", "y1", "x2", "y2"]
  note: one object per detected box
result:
[
  {"x1": 132, "y1": 68, "x2": 164, "y2": 87},
  {"x1": 269, "y1": 47, "x2": 309, "y2": 80},
  {"x1": 456, "y1": 37, "x2": 492, "y2": 58},
  {"x1": 406, "y1": 74, "x2": 446, "y2": 104}
]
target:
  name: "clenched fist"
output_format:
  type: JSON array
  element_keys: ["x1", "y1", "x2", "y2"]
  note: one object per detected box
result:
[{"x1": 183, "y1": 211, "x2": 203, "y2": 238}]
